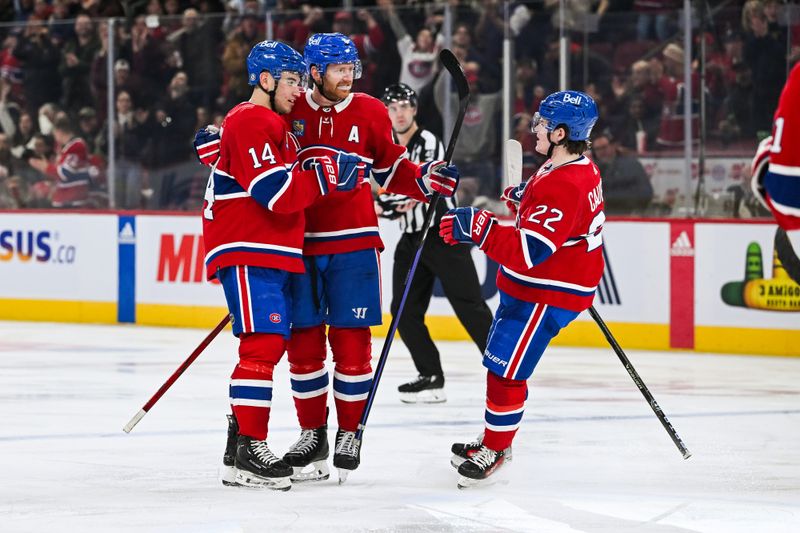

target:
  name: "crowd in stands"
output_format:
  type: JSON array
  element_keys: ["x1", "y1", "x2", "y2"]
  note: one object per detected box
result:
[{"x1": 0, "y1": 0, "x2": 796, "y2": 214}]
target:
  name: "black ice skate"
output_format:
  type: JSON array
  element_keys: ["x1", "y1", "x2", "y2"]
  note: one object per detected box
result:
[
  {"x1": 456, "y1": 445, "x2": 508, "y2": 489},
  {"x1": 450, "y1": 433, "x2": 512, "y2": 469},
  {"x1": 221, "y1": 414, "x2": 239, "y2": 486},
  {"x1": 282, "y1": 425, "x2": 330, "y2": 482},
  {"x1": 398, "y1": 374, "x2": 446, "y2": 404},
  {"x1": 333, "y1": 429, "x2": 361, "y2": 484},
  {"x1": 234, "y1": 435, "x2": 293, "y2": 491}
]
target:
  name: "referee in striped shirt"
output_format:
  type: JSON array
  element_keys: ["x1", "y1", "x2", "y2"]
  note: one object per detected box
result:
[{"x1": 377, "y1": 83, "x2": 493, "y2": 403}]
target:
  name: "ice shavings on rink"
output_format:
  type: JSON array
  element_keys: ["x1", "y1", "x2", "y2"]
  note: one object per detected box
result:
[{"x1": 0, "y1": 321, "x2": 798, "y2": 533}]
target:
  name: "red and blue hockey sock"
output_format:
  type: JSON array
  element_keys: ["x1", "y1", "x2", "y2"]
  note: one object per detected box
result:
[
  {"x1": 229, "y1": 333, "x2": 286, "y2": 441},
  {"x1": 483, "y1": 370, "x2": 528, "y2": 452},
  {"x1": 329, "y1": 326, "x2": 373, "y2": 432},
  {"x1": 287, "y1": 325, "x2": 329, "y2": 429}
]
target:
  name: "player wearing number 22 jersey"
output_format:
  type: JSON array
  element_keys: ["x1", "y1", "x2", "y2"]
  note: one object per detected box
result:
[{"x1": 439, "y1": 90, "x2": 604, "y2": 488}]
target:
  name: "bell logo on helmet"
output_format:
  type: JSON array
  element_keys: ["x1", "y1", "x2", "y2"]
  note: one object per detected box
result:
[{"x1": 563, "y1": 93, "x2": 582, "y2": 105}]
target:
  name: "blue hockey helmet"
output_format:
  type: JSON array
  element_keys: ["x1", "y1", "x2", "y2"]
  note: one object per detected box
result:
[
  {"x1": 304, "y1": 33, "x2": 362, "y2": 79},
  {"x1": 246, "y1": 40, "x2": 307, "y2": 86},
  {"x1": 533, "y1": 90, "x2": 598, "y2": 141}
]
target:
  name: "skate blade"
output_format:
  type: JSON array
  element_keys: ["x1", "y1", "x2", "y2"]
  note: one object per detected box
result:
[
  {"x1": 456, "y1": 474, "x2": 510, "y2": 490},
  {"x1": 220, "y1": 465, "x2": 240, "y2": 486},
  {"x1": 290, "y1": 460, "x2": 330, "y2": 483},
  {"x1": 234, "y1": 470, "x2": 292, "y2": 491},
  {"x1": 337, "y1": 468, "x2": 351, "y2": 484},
  {"x1": 399, "y1": 390, "x2": 446, "y2": 404},
  {"x1": 450, "y1": 455, "x2": 467, "y2": 469}
]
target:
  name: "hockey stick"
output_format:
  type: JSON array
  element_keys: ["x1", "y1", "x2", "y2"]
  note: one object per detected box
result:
[
  {"x1": 123, "y1": 314, "x2": 231, "y2": 433},
  {"x1": 504, "y1": 139, "x2": 523, "y2": 190},
  {"x1": 775, "y1": 228, "x2": 800, "y2": 284},
  {"x1": 588, "y1": 307, "x2": 691, "y2": 459},
  {"x1": 355, "y1": 49, "x2": 470, "y2": 444},
  {"x1": 503, "y1": 137, "x2": 690, "y2": 459}
]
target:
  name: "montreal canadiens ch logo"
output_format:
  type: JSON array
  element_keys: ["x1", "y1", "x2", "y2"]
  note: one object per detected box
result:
[{"x1": 269, "y1": 313, "x2": 282, "y2": 323}]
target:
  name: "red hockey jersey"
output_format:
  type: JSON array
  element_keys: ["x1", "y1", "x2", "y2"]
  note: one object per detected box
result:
[
  {"x1": 285, "y1": 91, "x2": 429, "y2": 255},
  {"x1": 46, "y1": 137, "x2": 91, "y2": 208},
  {"x1": 765, "y1": 62, "x2": 800, "y2": 230},
  {"x1": 481, "y1": 156, "x2": 605, "y2": 312},
  {"x1": 202, "y1": 102, "x2": 326, "y2": 279}
]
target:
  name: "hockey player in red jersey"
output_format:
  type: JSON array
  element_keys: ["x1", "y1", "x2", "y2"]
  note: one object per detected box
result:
[
  {"x1": 26, "y1": 117, "x2": 93, "y2": 208},
  {"x1": 193, "y1": 34, "x2": 460, "y2": 484},
  {"x1": 201, "y1": 40, "x2": 362, "y2": 491},
  {"x1": 280, "y1": 33, "x2": 460, "y2": 484},
  {"x1": 439, "y1": 90, "x2": 605, "y2": 488},
  {"x1": 750, "y1": 62, "x2": 800, "y2": 283}
]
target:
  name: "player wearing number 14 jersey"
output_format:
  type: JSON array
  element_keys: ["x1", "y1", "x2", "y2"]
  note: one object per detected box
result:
[{"x1": 439, "y1": 90, "x2": 604, "y2": 488}]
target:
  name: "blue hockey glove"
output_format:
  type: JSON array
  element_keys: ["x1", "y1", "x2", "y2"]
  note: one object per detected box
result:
[
  {"x1": 194, "y1": 125, "x2": 221, "y2": 167},
  {"x1": 439, "y1": 207, "x2": 496, "y2": 248}
]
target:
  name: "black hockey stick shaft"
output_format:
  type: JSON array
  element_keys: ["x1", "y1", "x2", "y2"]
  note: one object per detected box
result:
[
  {"x1": 588, "y1": 306, "x2": 691, "y2": 459},
  {"x1": 123, "y1": 314, "x2": 231, "y2": 433},
  {"x1": 775, "y1": 228, "x2": 800, "y2": 284},
  {"x1": 356, "y1": 49, "x2": 470, "y2": 441}
]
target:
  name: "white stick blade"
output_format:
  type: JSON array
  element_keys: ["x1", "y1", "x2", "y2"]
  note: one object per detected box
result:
[
  {"x1": 504, "y1": 139, "x2": 523, "y2": 184},
  {"x1": 123, "y1": 409, "x2": 146, "y2": 433}
]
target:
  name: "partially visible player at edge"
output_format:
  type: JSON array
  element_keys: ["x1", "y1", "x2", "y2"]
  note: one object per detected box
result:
[
  {"x1": 280, "y1": 33, "x2": 459, "y2": 484},
  {"x1": 439, "y1": 90, "x2": 605, "y2": 488},
  {"x1": 193, "y1": 34, "x2": 460, "y2": 484},
  {"x1": 196, "y1": 40, "x2": 361, "y2": 491},
  {"x1": 751, "y1": 62, "x2": 800, "y2": 283}
]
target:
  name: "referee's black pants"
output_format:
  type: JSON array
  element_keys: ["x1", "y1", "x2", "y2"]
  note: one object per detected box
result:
[{"x1": 389, "y1": 229, "x2": 493, "y2": 378}]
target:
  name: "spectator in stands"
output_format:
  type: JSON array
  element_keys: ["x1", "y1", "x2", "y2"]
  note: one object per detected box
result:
[
  {"x1": 10, "y1": 111, "x2": 34, "y2": 157},
  {"x1": 592, "y1": 131, "x2": 653, "y2": 215},
  {"x1": 742, "y1": 0, "x2": 785, "y2": 136},
  {"x1": 514, "y1": 57, "x2": 546, "y2": 116},
  {"x1": 59, "y1": 13, "x2": 99, "y2": 115},
  {"x1": 151, "y1": 71, "x2": 195, "y2": 169},
  {"x1": 13, "y1": 19, "x2": 61, "y2": 117},
  {"x1": 435, "y1": 61, "x2": 501, "y2": 205},
  {"x1": 98, "y1": 91, "x2": 151, "y2": 208},
  {"x1": 613, "y1": 97, "x2": 659, "y2": 154},
  {"x1": 330, "y1": 9, "x2": 387, "y2": 96},
  {"x1": 634, "y1": 0, "x2": 678, "y2": 41},
  {"x1": 718, "y1": 62, "x2": 757, "y2": 144},
  {"x1": 0, "y1": 132, "x2": 24, "y2": 208},
  {"x1": 77, "y1": 107, "x2": 100, "y2": 154},
  {"x1": 380, "y1": 0, "x2": 444, "y2": 94},
  {"x1": 130, "y1": 14, "x2": 168, "y2": 104},
  {"x1": 174, "y1": 7, "x2": 222, "y2": 109},
  {"x1": 220, "y1": 12, "x2": 260, "y2": 110},
  {"x1": 27, "y1": 117, "x2": 93, "y2": 208}
]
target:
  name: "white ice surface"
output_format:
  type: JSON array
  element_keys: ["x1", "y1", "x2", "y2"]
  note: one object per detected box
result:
[{"x1": 0, "y1": 321, "x2": 798, "y2": 533}]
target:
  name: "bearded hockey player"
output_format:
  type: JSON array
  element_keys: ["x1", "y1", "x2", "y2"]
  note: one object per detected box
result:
[
  {"x1": 280, "y1": 33, "x2": 460, "y2": 484},
  {"x1": 200, "y1": 40, "x2": 361, "y2": 491},
  {"x1": 439, "y1": 91, "x2": 605, "y2": 488}
]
